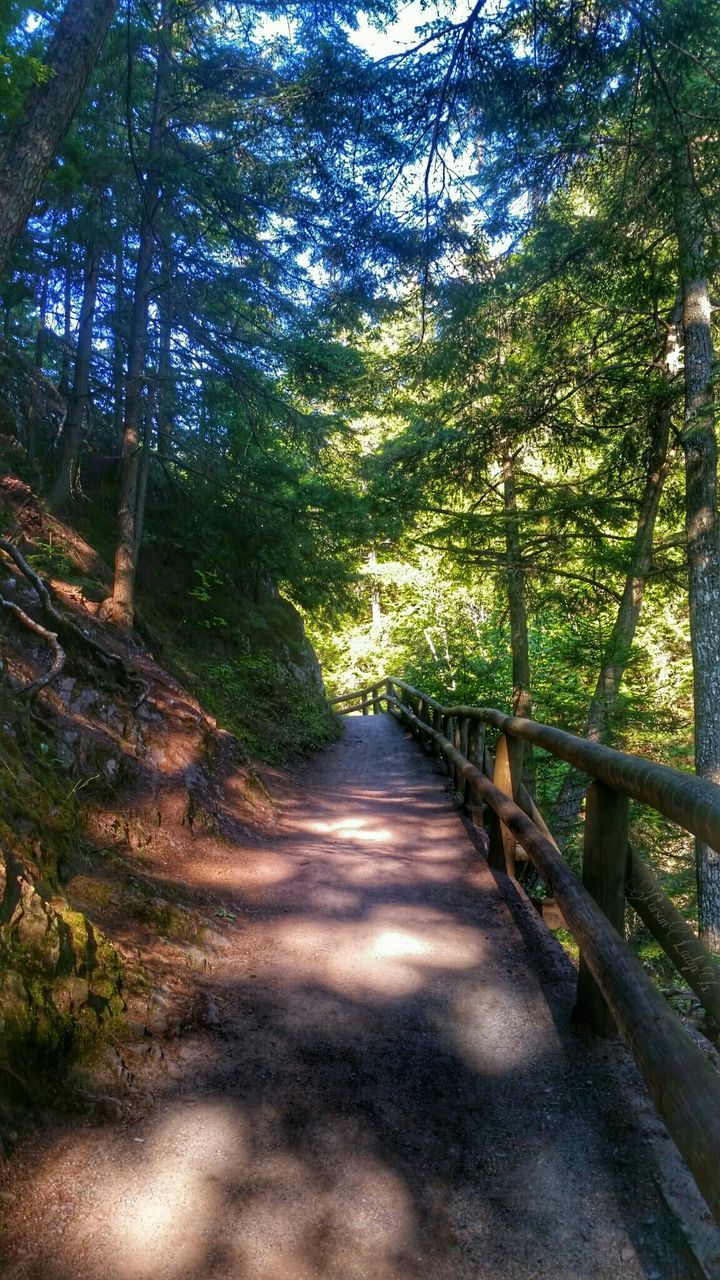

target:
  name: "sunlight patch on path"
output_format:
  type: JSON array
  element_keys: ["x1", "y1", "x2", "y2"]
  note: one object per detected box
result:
[{"x1": 256, "y1": 903, "x2": 487, "y2": 998}]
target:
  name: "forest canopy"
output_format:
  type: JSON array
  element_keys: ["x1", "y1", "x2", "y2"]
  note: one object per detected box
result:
[{"x1": 1, "y1": 0, "x2": 720, "y2": 951}]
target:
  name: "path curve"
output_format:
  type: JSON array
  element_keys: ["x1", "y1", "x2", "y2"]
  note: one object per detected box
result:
[{"x1": 0, "y1": 715, "x2": 703, "y2": 1279}]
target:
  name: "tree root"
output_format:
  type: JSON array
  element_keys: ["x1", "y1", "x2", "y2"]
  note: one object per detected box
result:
[
  {"x1": 0, "y1": 535, "x2": 146, "y2": 696},
  {"x1": 0, "y1": 592, "x2": 65, "y2": 698}
]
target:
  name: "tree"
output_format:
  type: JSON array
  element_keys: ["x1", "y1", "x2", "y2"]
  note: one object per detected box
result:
[
  {"x1": 50, "y1": 238, "x2": 101, "y2": 508},
  {"x1": 395, "y1": 0, "x2": 720, "y2": 945},
  {"x1": 107, "y1": 0, "x2": 173, "y2": 630},
  {"x1": 0, "y1": 0, "x2": 117, "y2": 272}
]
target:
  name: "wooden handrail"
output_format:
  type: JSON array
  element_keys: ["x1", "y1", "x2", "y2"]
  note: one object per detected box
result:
[
  {"x1": 328, "y1": 682, "x2": 390, "y2": 716},
  {"x1": 329, "y1": 676, "x2": 720, "y2": 1223},
  {"x1": 384, "y1": 678, "x2": 720, "y2": 851},
  {"x1": 328, "y1": 685, "x2": 380, "y2": 705}
]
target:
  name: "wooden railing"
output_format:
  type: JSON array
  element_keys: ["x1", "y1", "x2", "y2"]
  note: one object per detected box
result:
[
  {"x1": 330, "y1": 685, "x2": 388, "y2": 716},
  {"x1": 329, "y1": 676, "x2": 720, "y2": 1224}
]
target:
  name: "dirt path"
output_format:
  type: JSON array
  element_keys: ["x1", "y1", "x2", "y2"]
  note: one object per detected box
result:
[{"x1": 0, "y1": 716, "x2": 706, "y2": 1279}]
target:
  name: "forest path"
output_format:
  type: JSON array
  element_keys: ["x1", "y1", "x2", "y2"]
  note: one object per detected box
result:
[{"x1": 0, "y1": 716, "x2": 701, "y2": 1280}]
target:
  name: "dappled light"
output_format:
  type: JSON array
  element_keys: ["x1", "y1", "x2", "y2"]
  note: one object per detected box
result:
[
  {"x1": 104, "y1": 1103, "x2": 247, "y2": 1280},
  {"x1": 0, "y1": 715, "x2": 689, "y2": 1280},
  {"x1": 261, "y1": 903, "x2": 487, "y2": 998},
  {"x1": 306, "y1": 815, "x2": 396, "y2": 844},
  {"x1": 372, "y1": 928, "x2": 432, "y2": 958},
  {"x1": 2, "y1": 0, "x2": 720, "y2": 1265}
]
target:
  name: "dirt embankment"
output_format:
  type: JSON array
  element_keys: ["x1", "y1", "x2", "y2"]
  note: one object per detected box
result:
[{"x1": 0, "y1": 474, "x2": 284, "y2": 1125}]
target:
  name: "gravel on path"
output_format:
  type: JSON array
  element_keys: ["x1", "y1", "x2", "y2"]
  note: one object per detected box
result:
[{"x1": 0, "y1": 715, "x2": 709, "y2": 1280}]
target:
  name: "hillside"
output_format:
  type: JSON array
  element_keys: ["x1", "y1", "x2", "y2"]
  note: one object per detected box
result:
[{"x1": 0, "y1": 440, "x2": 337, "y2": 1131}]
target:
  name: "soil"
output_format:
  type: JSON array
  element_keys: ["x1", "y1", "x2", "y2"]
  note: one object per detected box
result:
[{"x1": 0, "y1": 714, "x2": 714, "y2": 1280}]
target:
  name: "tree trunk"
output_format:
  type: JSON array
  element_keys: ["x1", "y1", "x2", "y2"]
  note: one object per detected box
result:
[
  {"x1": 156, "y1": 274, "x2": 174, "y2": 458},
  {"x1": 674, "y1": 152, "x2": 720, "y2": 951},
  {"x1": 502, "y1": 445, "x2": 535, "y2": 798},
  {"x1": 59, "y1": 257, "x2": 73, "y2": 396},
  {"x1": 34, "y1": 218, "x2": 56, "y2": 370},
  {"x1": 111, "y1": 238, "x2": 125, "y2": 454},
  {"x1": 0, "y1": 0, "x2": 117, "y2": 272},
  {"x1": 35, "y1": 269, "x2": 49, "y2": 370},
  {"x1": 553, "y1": 322, "x2": 680, "y2": 845},
  {"x1": 368, "y1": 550, "x2": 382, "y2": 627},
  {"x1": 109, "y1": 0, "x2": 172, "y2": 630},
  {"x1": 50, "y1": 241, "x2": 101, "y2": 510},
  {"x1": 134, "y1": 388, "x2": 154, "y2": 556},
  {"x1": 502, "y1": 445, "x2": 532, "y2": 719}
]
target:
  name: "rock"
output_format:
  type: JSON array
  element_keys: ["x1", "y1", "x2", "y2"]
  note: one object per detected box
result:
[
  {"x1": 54, "y1": 731, "x2": 79, "y2": 769},
  {"x1": 203, "y1": 998, "x2": 222, "y2": 1027},
  {"x1": 104, "y1": 1046, "x2": 132, "y2": 1083},
  {"x1": 56, "y1": 677, "x2": 76, "y2": 704},
  {"x1": 102, "y1": 756, "x2": 119, "y2": 782},
  {"x1": 146, "y1": 1039, "x2": 165, "y2": 1065},
  {"x1": 13, "y1": 878, "x2": 50, "y2": 945},
  {"x1": 88, "y1": 1094, "x2": 126, "y2": 1121},
  {"x1": 71, "y1": 688, "x2": 100, "y2": 714},
  {"x1": 99, "y1": 704, "x2": 124, "y2": 734},
  {"x1": 0, "y1": 971, "x2": 28, "y2": 1019},
  {"x1": 52, "y1": 976, "x2": 89, "y2": 1015},
  {"x1": 184, "y1": 947, "x2": 211, "y2": 973},
  {"x1": 183, "y1": 764, "x2": 205, "y2": 788},
  {"x1": 144, "y1": 999, "x2": 172, "y2": 1035}
]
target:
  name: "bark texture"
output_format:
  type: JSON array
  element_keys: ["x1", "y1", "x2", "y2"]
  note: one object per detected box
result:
[
  {"x1": 0, "y1": 0, "x2": 117, "y2": 272},
  {"x1": 674, "y1": 150, "x2": 720, "y2": 951},
  {"x1": 156, "y1": 279, "x2": 174, "y2": 459},
  {"x1": 501, "y1": 445, "x2": 535, "y2": 802},
  {"x1": 51, "y1": 242, "x2": 101, "y2": 510},
  {"x1": 109, "y1": 0, "x2": 172, "y2": 630},
  {"x1": 502, "y1": 446, "x2": 531, "y2": 719},
  {"x1": 111, "y1": 239, "x2": 125, "y2": 451}
]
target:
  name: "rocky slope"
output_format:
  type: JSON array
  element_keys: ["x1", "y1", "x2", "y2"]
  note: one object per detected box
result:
[{"x1": 0, "y1": 469, "x2": 334, "y2": 1134}]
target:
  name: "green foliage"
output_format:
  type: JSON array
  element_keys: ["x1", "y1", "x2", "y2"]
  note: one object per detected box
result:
[{"x1": 187, "y1": 650, "x2": 340, "y2": 762}]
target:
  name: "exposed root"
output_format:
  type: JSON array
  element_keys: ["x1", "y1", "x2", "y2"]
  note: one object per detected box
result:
[
  {"x1": 0, "y1": 592, "x2": 65, "y2": 698},
  {"x1": 0, "y1": 535, "x2": 145, "y2": 693}
]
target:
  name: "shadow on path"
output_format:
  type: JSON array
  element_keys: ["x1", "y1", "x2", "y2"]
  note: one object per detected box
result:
[{"x1": 0, "y1": 716, "x2": 701, "y2": 1280}]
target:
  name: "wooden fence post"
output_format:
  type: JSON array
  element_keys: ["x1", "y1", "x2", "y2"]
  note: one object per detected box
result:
[
  {"x1": 453, "y1": 717, "x2": 464, "y2": 794},
  {"x1": 465, "y1": 721, "x2": 484, "y2": 817},
  {"x1": 432, "y1": 706, "x2": 442, "y2": 758},
  {"x1": 442, "y1": 715, "x2": 453, "y2": 777},
  {"x1": 488, "y1": 733, "x2": 524, "y2": 876},
  {"x1": 575, "y1": 780, "x2": 629, "y2": 1035}
]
